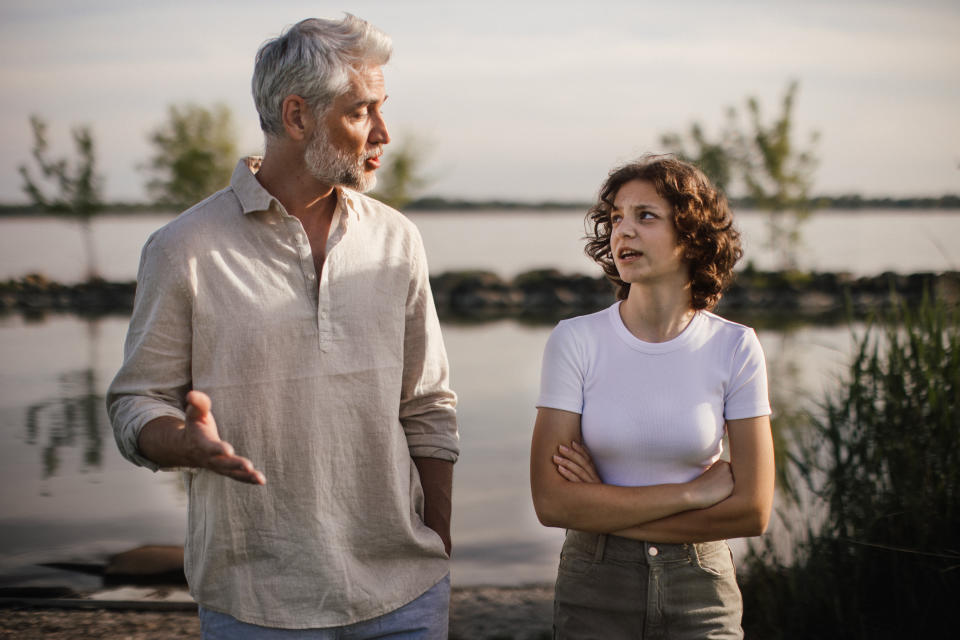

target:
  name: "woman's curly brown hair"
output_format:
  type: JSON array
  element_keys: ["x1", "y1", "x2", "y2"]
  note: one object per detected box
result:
[{"x1": 585, "y1": 154, "x2": 743, "y2": 311}]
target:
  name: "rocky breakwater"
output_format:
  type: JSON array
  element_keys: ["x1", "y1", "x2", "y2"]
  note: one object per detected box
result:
[
  {"x1": 430, "y1": 269, "x2": 613, "y2": 321},
  {"x1": 429, "y1": 268, "x2": 960, "y2": 322},
  {"x1": 0, "y1": 273, "x2": 136, "y2": 317},
  {"x1": 2, "y1": 269, "x2": 958, "y2": 322},
  {"x1": 722, "y1": 268, "x2": 960, "y2": 322}
]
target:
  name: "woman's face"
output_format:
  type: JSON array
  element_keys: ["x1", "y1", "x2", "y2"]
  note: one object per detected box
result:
[{"x1": 609, "y1": 179, "x2": 688, "y2": 287}]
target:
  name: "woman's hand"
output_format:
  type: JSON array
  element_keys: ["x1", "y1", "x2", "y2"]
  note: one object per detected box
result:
[
  {"x1": 687, "y1": 460, "x2": 734, "y2": 509},
  {"x1": 553, "y1": 441, "x2": 601, "y2": 483},
  {"x1": 533, "y1": 409, "x2": 696, "y2": 530},
  {"x1": 553, "y1": 443, "x2": 733, "y2": 510}
]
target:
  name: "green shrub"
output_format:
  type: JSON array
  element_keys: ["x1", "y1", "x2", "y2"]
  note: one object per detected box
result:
[{"x1": 742, "y1": 296, "x2": 960, "y2": 638}]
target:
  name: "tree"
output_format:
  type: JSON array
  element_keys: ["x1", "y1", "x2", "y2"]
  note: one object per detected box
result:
[
  {"x1": 19, "y1": 115, "x2": 104, "y2": 281},
  {"x1": 370, "y1": 135, "x2": 431, "y2": 210},
  {"x1": 659, "y1": 110, "x2": 738, "y2": 193},
  {"x1": 737, "y1": 81, "x2": 819, "y2": 268},
  {"x1": 145, "y1": 103, "x2": 238, "y2": 208},
  {"x1": 661, "y1": 81, "x2": 819, "y2": 269}
]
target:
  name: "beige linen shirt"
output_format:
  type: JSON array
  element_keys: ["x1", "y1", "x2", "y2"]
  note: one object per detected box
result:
[{"x1": 107, "y1": 159, "x2": 459, "y2": 628}]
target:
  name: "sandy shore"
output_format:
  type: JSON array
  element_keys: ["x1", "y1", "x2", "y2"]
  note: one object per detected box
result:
[{"x1": 0, "y1": 585, "x2": 554, "y2": 640}]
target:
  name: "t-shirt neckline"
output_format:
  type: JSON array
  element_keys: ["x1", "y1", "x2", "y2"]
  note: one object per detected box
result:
[{"x1": 608, "y1": 301, "x2": 703, "y2": 354}]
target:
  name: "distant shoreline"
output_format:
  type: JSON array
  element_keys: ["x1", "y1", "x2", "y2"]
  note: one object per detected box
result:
[
  {"x1": 3, "y1": 269, "x2": 958, "y2": 325},
  {"x1": 1, "y1": 194, "x2": 959, "y2": 216}
]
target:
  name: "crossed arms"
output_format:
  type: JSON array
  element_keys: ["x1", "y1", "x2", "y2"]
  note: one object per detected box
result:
[{"x1": 530, "y1": 407, "x2": 774, "y2": 543}]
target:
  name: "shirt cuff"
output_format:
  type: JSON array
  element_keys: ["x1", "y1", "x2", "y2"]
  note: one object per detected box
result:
[
  {"x1": 114, "y1": 405, "x2": 187, "y2": 472},
  {"x1": 407, "y1": 429, "x2": 460, "y2": 463}
]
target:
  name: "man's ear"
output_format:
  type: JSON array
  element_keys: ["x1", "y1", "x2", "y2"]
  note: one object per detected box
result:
[{"x1": 281, "y1": 95, "x2": 311, "y2": 143}]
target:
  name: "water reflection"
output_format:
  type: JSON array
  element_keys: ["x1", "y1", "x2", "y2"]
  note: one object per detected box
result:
[
  {"x1": 22, "y1": 320, "x2": 106, "y2": 481},
  {"x1": 0, "y1": 312, "x2": 858, "y2": 588}
]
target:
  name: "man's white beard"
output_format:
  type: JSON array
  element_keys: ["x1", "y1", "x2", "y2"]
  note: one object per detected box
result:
[{"x1": 304, "y1": 126, "x2": 377, "y2": 193}]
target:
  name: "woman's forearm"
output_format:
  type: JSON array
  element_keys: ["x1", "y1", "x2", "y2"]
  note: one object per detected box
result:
[
  {"x1": 533, "y1": 477, "x2": 705, "y2": 532},
  {"x1": 531, "y1": 408, "x2": 729, "y2": 531},
  {"x1": 615, "y1": 416, "x2": 776, "y2": 543},
  {"x1": 612, "y1": 490, "x2": 770, "y2": 543}
]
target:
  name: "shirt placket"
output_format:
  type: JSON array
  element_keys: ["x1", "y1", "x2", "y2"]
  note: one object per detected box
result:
[
  {"x1": 280, "y1": 214, "x2": 326, "y2": 347},
  {"x1": 318, "y1": 201, "x2": 350, "y2": 352},
  {"x1": 316, "y1": 254, "x2": 332, "y2": 352}
]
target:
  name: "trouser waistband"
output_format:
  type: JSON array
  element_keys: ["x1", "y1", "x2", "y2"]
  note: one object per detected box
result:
[{"x1": 563, "y1": 530, "x2": 727, "y2": 565}]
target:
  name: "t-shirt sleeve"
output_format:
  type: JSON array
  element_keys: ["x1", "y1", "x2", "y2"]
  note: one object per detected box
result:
[
  {"x1": 536, "y1": 321, "x2": 585, "y2": 414},
  {"x1": 724, "y1": 328, "x2": 772, "y2": 420}
]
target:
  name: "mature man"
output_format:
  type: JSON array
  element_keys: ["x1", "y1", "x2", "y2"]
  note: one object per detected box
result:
[{"x1": 107, "y1": 15, "x2": 458, "y2": 638}]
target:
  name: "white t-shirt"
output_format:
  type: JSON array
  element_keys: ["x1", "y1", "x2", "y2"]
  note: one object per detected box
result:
[{"x1": 537, "y1": 302, "x2": 770, "y2": 487}]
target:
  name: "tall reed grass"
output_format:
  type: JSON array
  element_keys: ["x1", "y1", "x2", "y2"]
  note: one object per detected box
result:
[{"x1": 742, "y1": 296, "x2": 960, "y2": 638}]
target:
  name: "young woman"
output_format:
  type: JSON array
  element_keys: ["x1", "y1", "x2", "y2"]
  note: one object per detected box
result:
[{"x1": 530, "y1": 155, "x2": 774, "y2": 639}]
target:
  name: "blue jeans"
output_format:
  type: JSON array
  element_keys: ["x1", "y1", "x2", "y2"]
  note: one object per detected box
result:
[{"x1": 198, "y1": 574, "x2": 450, "y2": 640}]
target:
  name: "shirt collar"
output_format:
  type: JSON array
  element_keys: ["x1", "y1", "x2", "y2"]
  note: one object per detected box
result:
[
  {"x1": 231, "y1": 156, "x2": 361, "y2": 225},
  {"x1": 231, "y1": 157, "x2": 278, "y2": 215}
]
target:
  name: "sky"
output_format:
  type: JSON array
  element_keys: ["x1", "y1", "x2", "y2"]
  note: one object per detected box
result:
[{"x1": 1, "y1": 0, "x2": 958, "y2": 203}]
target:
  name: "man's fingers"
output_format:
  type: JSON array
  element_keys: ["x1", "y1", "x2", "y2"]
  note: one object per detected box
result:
[
  {"x1": 199, "y1": 438, "x2": 235, "y2": 458},
  {"x1": 208, "y1": 454, "x2": 266, "y2": 485},
  {"x1": 185, "y1": 390, "x2": 212, "y2": 421},
  {"x1": 224, "y1": 468, "x2": 267, "y2": 485},
  {"x1": 181, "y1": 392, "x2": 262, "y2": 485},
  {"x1": 208, "y1": 453, "x2": 251, "y2": 473}
]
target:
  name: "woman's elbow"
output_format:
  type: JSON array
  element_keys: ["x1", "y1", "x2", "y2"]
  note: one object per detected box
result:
[
  {"x1": 531, "y1": 489, "x2": 570, "y2": 528},
  {"x1": 532, "y1": 498, "x2": 559, "y2": 528},
  {"x1": 535, "y1": 508, "x2": 561, "y2": 528},
  {"x1": 741, "y1": 502, "x2": 772, "y2": 537}
]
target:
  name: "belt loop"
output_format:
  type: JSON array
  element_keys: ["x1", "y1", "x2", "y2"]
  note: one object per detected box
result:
[{"x1": 594, "y1": 534, "x2": 607, "y2": 562}]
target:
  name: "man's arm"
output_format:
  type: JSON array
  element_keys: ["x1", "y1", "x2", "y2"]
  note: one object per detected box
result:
[
  {"x1": 400, "y1": 230, "x2": 460, "y2": 552},
  {"x1": 138, "y1": 391, "x2": 265, "y2": 485},
  {"x1": 414, "y1": 457, "x2": 453, "y2": 555},
  {"x1": 107, "y1": 233, "x2": 264, "y2": 484}
]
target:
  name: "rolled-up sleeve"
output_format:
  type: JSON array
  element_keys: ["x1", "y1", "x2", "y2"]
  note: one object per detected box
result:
[
  {"x1": 106, "y1": 232, "x2": 193, "y2": 471},
  {"x1": 399, "y1": 232, "x2": 459, "y2": 462}
]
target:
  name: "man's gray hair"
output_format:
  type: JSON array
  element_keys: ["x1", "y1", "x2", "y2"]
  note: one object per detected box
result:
[{"x1": 252, "y1": 14, "x2": 392, "y2": 138}]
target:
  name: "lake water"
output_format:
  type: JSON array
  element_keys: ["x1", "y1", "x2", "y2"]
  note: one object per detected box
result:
[
  {"x1": 1, "y1": 209, "x2": 959, "y2": 283},
  {"x1": 0, "y1": 311, "x2": 851, "y2": 589},
  {"x1": 0, "y1": 210, "x2": 952, "y2": 590}
]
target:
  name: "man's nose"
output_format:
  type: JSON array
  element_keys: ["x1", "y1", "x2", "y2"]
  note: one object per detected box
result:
[{"x1": 370, "y1": 112, "x2": 390, "y2": 145}]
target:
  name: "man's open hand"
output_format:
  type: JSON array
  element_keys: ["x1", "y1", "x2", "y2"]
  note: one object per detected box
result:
[{"x1": 181, "y1": 391, "x2": 266, "y2": 485}]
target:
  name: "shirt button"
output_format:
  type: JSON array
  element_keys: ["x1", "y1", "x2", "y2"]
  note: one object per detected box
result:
[
  {"x1": 648, "y1": 546, "x2": 659, "y2": 557},
  {"x1": 307, "y1": 273, "x2": 315, "y2": 280}
]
